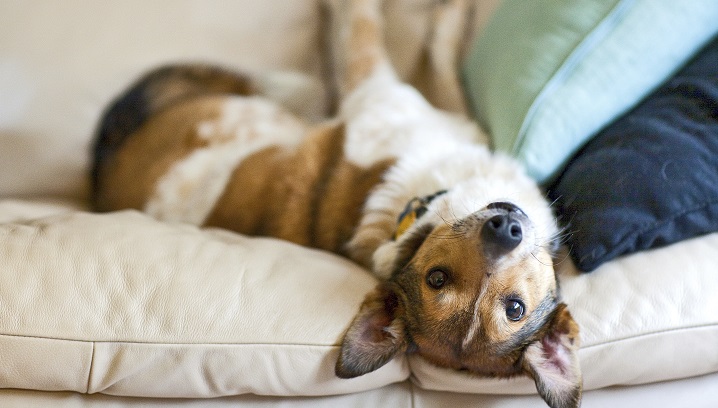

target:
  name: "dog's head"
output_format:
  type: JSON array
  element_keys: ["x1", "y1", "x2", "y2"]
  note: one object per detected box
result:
[{"x1": 337, "y1": 198, "x2": 581, "y2": 408}]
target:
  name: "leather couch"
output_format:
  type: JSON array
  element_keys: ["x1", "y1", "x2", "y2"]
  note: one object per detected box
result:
[{"x1": 1, "y1": 1, "x2": 716, "y2": 406}]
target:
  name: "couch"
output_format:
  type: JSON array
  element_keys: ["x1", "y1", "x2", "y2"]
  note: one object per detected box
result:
[{"x1": 1, "y1": 1, "x2": 717, "y2": 406}]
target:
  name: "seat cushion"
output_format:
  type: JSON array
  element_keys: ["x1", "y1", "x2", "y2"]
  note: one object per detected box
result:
[
  {"x1": 462, "y1": 0, "x2": 718, "y2": 183},
  {"x1": 0, "y1": 201, "x2": 408, "y2": 398},
  {"x1": 1, "y1": 200, "x2": 717, "y2": 398}
]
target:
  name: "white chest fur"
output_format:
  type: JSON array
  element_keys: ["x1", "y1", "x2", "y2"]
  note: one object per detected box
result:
[{"x1": 339, "y1": 75, "x2": 486, "y2": 168}]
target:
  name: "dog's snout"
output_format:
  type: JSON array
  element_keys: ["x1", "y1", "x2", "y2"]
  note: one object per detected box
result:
[{"x1": 481, "y1": 214, "x2": 523, "y2": 255}]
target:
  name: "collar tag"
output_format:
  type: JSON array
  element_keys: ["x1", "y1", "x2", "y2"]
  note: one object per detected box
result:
[{"x1": 393, "y1": 190, "x2": 447, "y2": 240}]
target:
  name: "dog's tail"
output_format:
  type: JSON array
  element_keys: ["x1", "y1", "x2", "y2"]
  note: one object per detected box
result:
[{"x1": 90, "y1": 63, "x2": 325, "y2": 208}]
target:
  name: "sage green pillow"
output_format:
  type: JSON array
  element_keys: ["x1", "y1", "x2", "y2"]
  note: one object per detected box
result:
[{"x1": 463, "y1": 0, "x2": 718, "y2": 183}]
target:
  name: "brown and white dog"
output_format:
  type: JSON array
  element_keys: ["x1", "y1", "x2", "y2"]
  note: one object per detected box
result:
[{"x1": 91, "y1": 1, "x2": 581, "y2": 406}]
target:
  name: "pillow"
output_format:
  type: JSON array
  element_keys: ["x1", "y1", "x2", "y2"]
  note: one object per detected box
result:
[
  {"x1": 0, "y1": 206, "x2": 408, "y2": 397},
  {"x1": 462, "y1": 0, "x2": 718, "y2": 183},
  {"x1": 547, "y1": 34, "x2": 718, "y2": 272}
]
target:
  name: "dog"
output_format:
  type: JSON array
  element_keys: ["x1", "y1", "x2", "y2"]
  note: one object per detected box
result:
[{"x1": 90, "y1": 1, "x2": 581, "y2": 406}]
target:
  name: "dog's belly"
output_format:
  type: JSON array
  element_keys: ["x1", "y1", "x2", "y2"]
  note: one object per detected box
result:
[
  {"x1": 142, "y1": 96, "x2": 308, "y2": 225},
  {"x1": 101, "y1": 92, "x2": 394, "y2": 255},
  {"x1": 203, "y1": 121, "x2": 395, "y2": 255}
]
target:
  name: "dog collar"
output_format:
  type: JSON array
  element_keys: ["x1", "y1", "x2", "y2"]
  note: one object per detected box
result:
[{"x1": 394, "y1": 190, "x2": 447, "y2": 240}]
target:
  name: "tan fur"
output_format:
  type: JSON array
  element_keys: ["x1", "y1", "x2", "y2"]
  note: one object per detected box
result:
[
  {"x1": 95, "y1": 97, "x2": 227, "y2": 212},
  {"x1": 205, "y1": 124, "x2": 393, "y2": 254}
]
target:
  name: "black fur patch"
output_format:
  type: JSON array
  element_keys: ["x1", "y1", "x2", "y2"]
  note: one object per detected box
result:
[
  {"x1": 91, "y1": 75, "x2": 152, "y2": 203},
  {"x1": 90, "y1": 64, "x2": 255, "y2": 206}
]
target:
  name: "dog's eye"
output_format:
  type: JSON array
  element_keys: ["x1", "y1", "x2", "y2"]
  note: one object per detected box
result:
[
  {"x1": 426, "y1": 269, "x2": 448, "y2": 289},
  {"x1": 505, "y1": 299, "x2": 525, "y2": 321}
]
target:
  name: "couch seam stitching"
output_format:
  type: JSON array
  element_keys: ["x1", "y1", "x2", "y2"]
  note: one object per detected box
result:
[
  {"x1": 86, "y1": 341, "x2": 95, "y2": 393},
  {"x1": 0, "y1": 332, "x2": 342, "y2": 348},
  {"x1": 581, "y1": 322, "x2": 718, "y2": 350}
]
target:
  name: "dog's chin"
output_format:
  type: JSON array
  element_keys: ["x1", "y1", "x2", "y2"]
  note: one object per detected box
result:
[
  {"x1": 483, "y1": 201, "x2": 526, "y2": 214},
  {"x1": 477, "y1": 201, "x2": 530, "y2": 225}
]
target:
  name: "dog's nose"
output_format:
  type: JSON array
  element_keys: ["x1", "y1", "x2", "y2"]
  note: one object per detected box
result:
[{"x1": 481, "y1": 213, "x2": 523, "y2": 255}]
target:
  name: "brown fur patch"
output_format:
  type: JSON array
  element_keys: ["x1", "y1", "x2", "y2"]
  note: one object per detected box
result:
[
  {"x1": 94, "y1": 96, "x2": 227, "y2": 212},
  {"x1": 98, "y1": 91, "x2": 394, "y2": 257},
  {"x1": 201, "y1": 146, "x2": 286, "y2": 236},
  {"x1": 91, "y1": 64, "x2": 258, "y2": 207},
  {"x1": 204, "y1": 124, "x2": 394, "y2": 254}
]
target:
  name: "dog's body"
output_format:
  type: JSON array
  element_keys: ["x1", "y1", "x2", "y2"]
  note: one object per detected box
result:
[{"x1": 92, "y1": 1, "x2": 581, "y2": 407}]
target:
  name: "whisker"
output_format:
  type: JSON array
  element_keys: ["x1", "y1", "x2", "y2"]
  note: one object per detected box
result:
[
  {"x1": 437, "y1": 212, "x2": 454, "y2": 229},
  {"x1": 529, "y1": 247, "x2": 555, "y2": 267},
  {"x1": 544, "y1": 191, "x2": 561, "y2": 208},
  {"x1": 431, "y1": 232, "x2": 465, "y2": 241},
  {"x1": 552, "y1": 248, "x2": 572, "y2": 266}
]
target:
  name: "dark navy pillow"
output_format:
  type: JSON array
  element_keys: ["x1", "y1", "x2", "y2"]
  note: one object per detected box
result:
[{"x1": 547, "y1": 34, "x2": 718, "y2": 272}]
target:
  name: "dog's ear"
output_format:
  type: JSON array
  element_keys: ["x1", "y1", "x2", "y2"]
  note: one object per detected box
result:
[
  {"x1": 522, "y1": 303, "x2": 582, "y2": 408},
  {"x1": 335, "y1": 283, "x2": 407, "y2": 378}
]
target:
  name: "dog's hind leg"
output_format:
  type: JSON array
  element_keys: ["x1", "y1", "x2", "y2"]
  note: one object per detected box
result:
[
  {"x1": 426, "y1": 0, "x2": 472, "y2": 116},
  {"x1": 325, "y1": 0, "x2": 397, "y2": 97},
  {"x1": 426, "y1": 0, "x2": 489, "y2": 145}
]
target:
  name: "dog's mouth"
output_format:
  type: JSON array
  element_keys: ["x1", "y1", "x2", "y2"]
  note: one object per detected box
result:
[{"x1": 484, "y1": 201, "x2": 526, "y2": 216}]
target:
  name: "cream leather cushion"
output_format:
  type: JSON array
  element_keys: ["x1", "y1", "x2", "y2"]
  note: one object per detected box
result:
[
  {"x1": 0, "y1": 200, "x2": 408, "y2": 398},
  {"x1": 2, "y1": 199, "x2": 718, "y2": 398}
]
